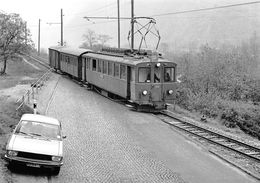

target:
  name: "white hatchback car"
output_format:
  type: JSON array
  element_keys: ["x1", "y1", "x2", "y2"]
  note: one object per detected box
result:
[{"x1": 5, "y1": 114, "x2": 65, "y2": 175}]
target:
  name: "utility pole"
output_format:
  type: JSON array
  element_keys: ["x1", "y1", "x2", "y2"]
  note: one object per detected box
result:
[
  {"x1": 117, "y1": 0, "x2": 120, "y2": 48},
  {"x1": 61, "y1": 9, "x2": 63, "y2": 46},
  {"x1": 38, "y1": 19, "x2": 41, "y2": 55},
  {"x1": 131, "y1": 0, "x2": 134, "y2": 50},
  {"x1": 47, "y1": 9, "x2": 64, "y2": 46}
]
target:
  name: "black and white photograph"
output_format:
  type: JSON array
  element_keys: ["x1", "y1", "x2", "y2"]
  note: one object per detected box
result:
[{"x1": 0, "y1": 0, "x2": 259, "y2": 182}]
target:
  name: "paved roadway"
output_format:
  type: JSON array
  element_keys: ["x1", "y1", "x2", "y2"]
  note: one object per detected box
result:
[{"x1": 2, "y1": 75, "x2": 259, "y2": 183}]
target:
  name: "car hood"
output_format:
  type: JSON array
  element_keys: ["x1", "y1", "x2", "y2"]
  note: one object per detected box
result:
[{"x1": 9, "y1": 134, "x2": 62, "y2": 156}]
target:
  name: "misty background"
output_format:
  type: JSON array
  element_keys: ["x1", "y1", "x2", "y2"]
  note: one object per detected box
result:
[{"x1": 1, "y1": 0, "x2": 259, "y2": 51}]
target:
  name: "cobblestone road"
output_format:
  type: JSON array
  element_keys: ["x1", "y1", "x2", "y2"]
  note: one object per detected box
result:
[{"x1": 46, "y1": 76, "x2": 186, "y2": 183}]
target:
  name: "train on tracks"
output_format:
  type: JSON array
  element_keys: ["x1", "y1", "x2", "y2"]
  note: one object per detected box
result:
[{"x1": 48, "y1": 46, "x2": 177, "y2": 112}]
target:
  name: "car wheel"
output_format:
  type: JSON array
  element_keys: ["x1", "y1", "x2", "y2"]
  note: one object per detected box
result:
[{"x1": 52, "y1": 167, "x2": 60, "y2": 175}]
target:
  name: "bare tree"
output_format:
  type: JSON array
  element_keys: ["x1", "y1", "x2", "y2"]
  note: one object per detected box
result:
[
  {"x1": 81, "y1": 29, "x2": 97, "y2": 49},
  {"x1": 80, "y1": 29, "x2": 113, "y2": 50},
  {"x1": 0, "y1": 13, "x2": 31, "y2": 75}
]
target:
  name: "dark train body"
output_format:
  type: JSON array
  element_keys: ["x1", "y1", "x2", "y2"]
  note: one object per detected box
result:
[{"x1": 49, "y1": 46, "x2": 177, "y2": 111}]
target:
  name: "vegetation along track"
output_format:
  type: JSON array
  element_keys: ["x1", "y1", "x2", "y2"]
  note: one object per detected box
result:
[{"x1": 156, "y1": 110, "x2": 260, "y2": 163}]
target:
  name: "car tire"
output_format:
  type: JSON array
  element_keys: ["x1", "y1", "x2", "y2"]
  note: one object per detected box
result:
[{"x1": 52, "y1": 167, "x2": 60, "y2": 175}]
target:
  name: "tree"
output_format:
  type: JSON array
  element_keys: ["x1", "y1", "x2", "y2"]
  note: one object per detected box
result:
[
  {"x1": 80, "y1": 29, "x2": 112, "y2": 51},
  {"x1": 0, "y1": 13, "x2": 31, "y2": 75},
  {"x1": 81, "y1": 29, "x2": 97, "y2": 49}
]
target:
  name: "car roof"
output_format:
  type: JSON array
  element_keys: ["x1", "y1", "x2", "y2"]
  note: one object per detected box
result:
[{"x1": 20, "y1": 114, "x2": 60, "y2": 126}]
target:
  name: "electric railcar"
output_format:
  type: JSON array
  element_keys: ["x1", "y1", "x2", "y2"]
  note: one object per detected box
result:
[{"x1": 49, "y1": 46, "x2": 177, "y2": 111}]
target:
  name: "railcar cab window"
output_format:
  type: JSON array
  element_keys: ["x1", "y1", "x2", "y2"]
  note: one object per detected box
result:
[
  {"x1": 114, "y1": 63, "x2": 120, "y2": 77},
  {"x1": 139, "y1": 68, "x2": 151, "y2": 83},
  {"x1": 92, "y1": 59, "x2": 97, "y2": 71},
  {"x1": 120, "y1": 65, "x2": 126, "y2": 80},
  {"x1": 164, "y1": 67, "x2": 175, "y2": 82},
  {"x1": 154, "y1": 64, "x2": 161, "y2": 83}
]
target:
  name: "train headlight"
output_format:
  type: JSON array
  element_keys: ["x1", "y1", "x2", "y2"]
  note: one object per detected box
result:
[
  {"x1": 142, "y1": 90, "x2": 148, "y2": 96},
  {"x1": 168, "y1": 90, "x2": 174, "y2": 95},
  {"x1": 156, "y1": 63, "x2": 161, "y2": 67}
]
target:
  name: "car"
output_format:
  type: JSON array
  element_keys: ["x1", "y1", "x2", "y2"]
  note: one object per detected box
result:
[{"x1": 4, "y1": 114, "x2": 66, "y2": 175}]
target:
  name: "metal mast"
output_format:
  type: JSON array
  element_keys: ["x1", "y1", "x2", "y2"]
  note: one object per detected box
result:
[{"x1": 131, "y1": 0, "x2": 134, "y2": 50}]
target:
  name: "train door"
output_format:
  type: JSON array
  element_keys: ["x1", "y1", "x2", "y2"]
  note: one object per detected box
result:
[
  {"x1": 150, "y1": 63, "x2": 163, "y2": 101},
  {"x1": 126, "y1": 66, "x2": 131, "y2": 100},
  {"x1": 81, "y1": 57, "x2": 86, "y2": 81}
]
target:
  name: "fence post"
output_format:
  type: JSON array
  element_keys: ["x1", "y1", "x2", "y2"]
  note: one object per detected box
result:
[
  {"x1": 22, "y1": 95, "x2": 24, "y2": 104},
  {"x1": 27, "y1": 90, "x2": 30, "y2": 104},
  {"x1": 32, "y1": 87, "x2": 34, "y2": 100}
]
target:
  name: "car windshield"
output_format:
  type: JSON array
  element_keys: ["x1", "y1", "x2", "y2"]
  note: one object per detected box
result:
[{"x1": 15, "y1": 120, "x2": 61, "y2": 140}]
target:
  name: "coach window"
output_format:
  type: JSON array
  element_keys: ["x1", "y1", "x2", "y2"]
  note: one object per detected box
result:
[
  {"x1": 92, "y1": 59, "x2": 97, "y2": 71},
  {"x1": 86, "y1": 58, "x2": 90, "y2": 69},
  {"x1": 114, "y1": 63, "x2": 120, "y2": 78},
  {"x1": 164, "y1": 67, "x2": 175, "y2": 82},
  {"x1": 138, "y1": 68, "x2": 151, "y2": 83},
  {"x1": 98, "y1": 60, "x2": 102, "y2": 72},
  {"x1": 66, "y1": 56, "x2": 70, "y2": 63},
  {"x1": 120, "y1": 65, "x2": 126, "y2": 80},
  {"x1": 108, "y1": 62, "x2": 113, "y2": 75},
  {"x1": 102, "y1": 61, "x2": 107, "y2": 74}
]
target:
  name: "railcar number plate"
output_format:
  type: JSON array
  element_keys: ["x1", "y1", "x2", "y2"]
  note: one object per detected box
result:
[{"x1": 26, "y1": 163, "x2": 40, "y2": 168}]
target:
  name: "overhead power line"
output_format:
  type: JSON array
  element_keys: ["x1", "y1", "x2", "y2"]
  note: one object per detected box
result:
[{"x1": 151, "y1": 1, "x2": 260, "y2": 17}]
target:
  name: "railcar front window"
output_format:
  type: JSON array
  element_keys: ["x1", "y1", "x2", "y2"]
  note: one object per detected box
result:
[
  {"x1": 154, "y1": 65, "x2": 161, "y2": 83},
  {"x1": 138, "y1": 68, "x2": 151, "y2": 83},
  {"x1": 164, "y1": 67, "x2": 175, "y2": 82}
]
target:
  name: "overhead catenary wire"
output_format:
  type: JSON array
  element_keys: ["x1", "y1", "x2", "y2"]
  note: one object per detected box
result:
[{"x1": 150, "y1": 1, "x2": 260, "y2": 17}]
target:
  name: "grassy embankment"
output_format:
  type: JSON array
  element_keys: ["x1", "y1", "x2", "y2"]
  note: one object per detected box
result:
[{"x1": 0, "y1": 56, "x2": 45, "y2": 153}]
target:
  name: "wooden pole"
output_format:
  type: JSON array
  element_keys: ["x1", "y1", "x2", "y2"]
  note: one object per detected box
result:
[
  {"x1": 38, "y1": 19, "x2": 41, "y2": 55},
  {"x1": 117, "y1": 0, "x2": 120, "y2": 48},
  {"x1": 61, "y1": 9, "x2": 63, "y2": 46},
  {"x1": 131, "y1": 0, "x2": 134, "y2": 50}
]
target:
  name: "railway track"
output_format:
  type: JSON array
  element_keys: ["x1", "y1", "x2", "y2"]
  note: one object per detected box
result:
[
  {"x1": 156, "y1": 110, "x2": 260, "y2": 163},
  {"x1": 23, "y1": 53, "x2": 50, "y2": 69}
]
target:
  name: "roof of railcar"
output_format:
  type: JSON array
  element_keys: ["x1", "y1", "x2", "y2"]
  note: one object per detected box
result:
[
  {"x1": 49, "y1": 46, "x2": 92, "y2": 56},
  {"x1": 83, "y1": 52, "x2": 176, "y2": 66}
]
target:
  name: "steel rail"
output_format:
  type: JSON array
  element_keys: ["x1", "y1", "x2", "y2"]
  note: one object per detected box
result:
[{"x1": 158, "y1": 110, "x2": 260, "y2": 163}]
